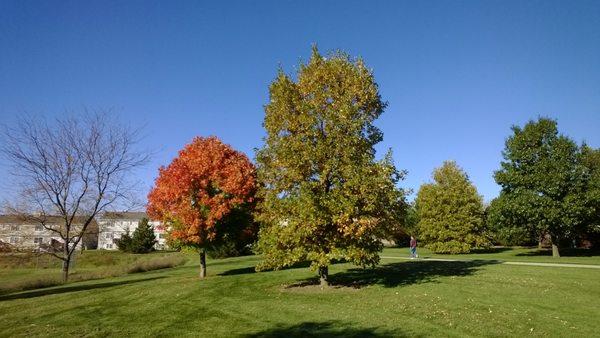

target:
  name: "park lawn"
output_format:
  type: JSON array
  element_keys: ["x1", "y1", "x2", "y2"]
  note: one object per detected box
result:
[
  {"x1": 384, "y1": 246, "x2": 600, "y2": 265},
  {"x1": 1, "y1": 251, "x2": 599, "y2": 337}
]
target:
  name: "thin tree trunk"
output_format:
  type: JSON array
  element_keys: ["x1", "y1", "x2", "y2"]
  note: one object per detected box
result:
[
  {"x1": 318, "y1": 266, "x2": 329, "y2": 288},
  {"x1": 552, "y1": 243, "x2": 560, "y2": 258},
  {"x1": 62, "y1": 259, "x2": 69, "y2": 282},
  {"x1": 199, "y1": 248, "x2": 207, "y2": 279},
  {"x1": 62, "y1": 242, "x2": 70, "y2": 282}
]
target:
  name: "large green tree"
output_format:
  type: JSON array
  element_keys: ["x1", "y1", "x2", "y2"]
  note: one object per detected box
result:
[
  {"x1": 580, "y1": 145, "x2": 600, "y2": 246},
  {"x1": 487, "y1": 194, "x2": 539, "y2": 246},
  {"x1": 255, "y1": 47, "x2": 406, "y2": 286},
  {"x1": 416, "y1": 161, "x2": 489, "y2": 254},
  {"x1": 493, "y1": 118, "x2": 590, "y2": 257}
]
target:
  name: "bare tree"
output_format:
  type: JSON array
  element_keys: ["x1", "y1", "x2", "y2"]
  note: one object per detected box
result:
[{"x1": 1, "y1": 110, "x2": 149, "y2": 281}]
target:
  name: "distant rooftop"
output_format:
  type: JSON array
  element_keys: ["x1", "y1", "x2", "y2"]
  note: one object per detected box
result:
[
  {"x1": 0, "y1": 214, "x2": 97, "y2": 226},
  {"x1": 101, "y1": 211, "x2": 148, "y2": 220}
]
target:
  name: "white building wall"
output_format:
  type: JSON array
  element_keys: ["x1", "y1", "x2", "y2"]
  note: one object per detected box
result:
[
  {"x1": 0, "y1": 222, "x2": 82, "y2": 251},
  {"x1": 97, "y1": 216, "x2": 168, "y2": 250}
]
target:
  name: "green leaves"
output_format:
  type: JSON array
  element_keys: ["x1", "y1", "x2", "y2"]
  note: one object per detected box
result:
[
  {"x1": 255, "y1": 48, "x2": 406, "y2": 273},
  {"x1": 416, "y1": 161, "x2": 489, "y2": 254},
  {"x1": 491, "y1": 118, "x2": 595, "y2": 253},
  {"x1": 117, "y1": 218, "x2": 157, "y2": 254}
]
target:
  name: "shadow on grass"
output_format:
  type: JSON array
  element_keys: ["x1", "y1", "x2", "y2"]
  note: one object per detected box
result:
[
  {"x1": 516, "y1": 248, "x2": 600, "y2": 257},
  {"x1": 219, "y1": 260, "x2": 314, "y2": 276},
  {"x1": 0, "y1": 276, "x2": 165, "y2": 302},
  {"x1": 242, "y1": 321, "x2": 404, "y2": 338},
  {"x1": 289, "y1": 260, "x2": 499, "y2": 289},
  {"x1": 220, "y1": 258, "x2": 358, "y2": 276},
  {"x1": 219, "y1": 266, "x2": 257, "y2": 276}
]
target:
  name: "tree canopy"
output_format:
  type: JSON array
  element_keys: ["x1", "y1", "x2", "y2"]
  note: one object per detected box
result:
[
  {"x1": 147, "y1": 136, "x2": 257, "y2": 278},
  {"x1": 416, "y1": 161, "x2": 489, "y2": 254},
  {"x1": 492, "y1": 118, "x2": 592, "y2": 256},
  {"x1": 255, "y1": 47, "x2": 406, "y2": 286}
]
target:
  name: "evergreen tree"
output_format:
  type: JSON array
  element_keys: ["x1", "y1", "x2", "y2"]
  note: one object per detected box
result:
[
  {"x1": 493, "y1": 118, "x2": 590, "y2": 257},
  {"x1": 130, "y1": 218, "x2": 157, "y2": 253},
  {"x1": 416, "y1": 161, "x2": 489, "y2": 253},
  {"x1": 116, "y1": 231, "x2": 133, "y2": 252},
  {"x1": 255, "y1": 47, "x2": 407, "y2": 286}
]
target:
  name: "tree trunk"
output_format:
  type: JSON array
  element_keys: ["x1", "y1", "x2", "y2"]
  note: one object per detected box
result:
[
  {"x1": 318, "y1": 266, "x2": 329, "y2": 288},
  {"x1": 62, "y1": 242, "x2": 70, "y2": 282},
  {"x1": 199, "y1": 249, "x2": 207, "y2": 279},
  {"x1": 62, "y1": 259, "x2": 69, "y2": 282},
  {"x1": 552, "y1": 243, "x2": 560, "y2": 258}
]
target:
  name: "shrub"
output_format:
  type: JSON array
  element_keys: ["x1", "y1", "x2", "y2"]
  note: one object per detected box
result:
[
  {"x1": 427, "y1": 241, "x2": 471, "y2": 254},
  {"x1": 116, "y1": 232, "x2": 134, "y2": 252},
  {"x1": 207, "y1": 240, "x2": 252, "y2": 259}
]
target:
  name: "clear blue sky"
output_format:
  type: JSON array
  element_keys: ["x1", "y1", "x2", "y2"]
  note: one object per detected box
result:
[{"x1": 1, "y1": 0, "x2": 599, "y2": 203}]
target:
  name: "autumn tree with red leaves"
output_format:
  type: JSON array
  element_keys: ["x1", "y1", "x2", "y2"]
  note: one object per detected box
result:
[{"x1": 147, "y1": 136, "x2": 257, "y2": 278}]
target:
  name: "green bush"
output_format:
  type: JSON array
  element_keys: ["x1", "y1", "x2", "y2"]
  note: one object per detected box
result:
[
  {"x1": 426, "y1": 241, "x2": 471, "y2": 254},
  {"x1": 207, "y1": 240, "x2": 252, "y2": 259},
  {"x1": 116, "y1": 232, "x2": 133, "y2": 252}
]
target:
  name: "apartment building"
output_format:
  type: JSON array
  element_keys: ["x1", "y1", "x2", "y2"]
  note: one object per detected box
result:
[
  {"x1": 0, "y1": 215, "x2": 98, "y2": 251},
  {"x1": 97, "y1": 212, "x2": 168, "y2": 250}
]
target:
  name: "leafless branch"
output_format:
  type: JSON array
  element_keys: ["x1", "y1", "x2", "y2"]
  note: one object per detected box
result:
[{"x1": 1, "y1": 109, "x2": 150, "y2": 281}]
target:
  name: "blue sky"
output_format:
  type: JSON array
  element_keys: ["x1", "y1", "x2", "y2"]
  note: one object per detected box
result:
[{"x1": 1, "y1": 0, "x2": 599, "y2": 203}]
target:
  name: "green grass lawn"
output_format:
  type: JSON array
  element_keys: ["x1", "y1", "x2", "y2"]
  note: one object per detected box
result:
[
  {"x1": 1, "y1": 247, "x2": 599, "y2": 337},
  {"x1": 385, "y1": 246, "x2": 600, "y2": 265}
]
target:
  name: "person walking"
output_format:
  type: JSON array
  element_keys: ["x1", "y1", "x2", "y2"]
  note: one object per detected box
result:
[{"x1": 409, "y1": 236, "x2": 418, "y2": 259}]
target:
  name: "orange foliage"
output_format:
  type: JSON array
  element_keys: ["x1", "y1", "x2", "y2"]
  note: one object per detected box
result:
[{"x1": 147, "y1": 136, "x2": 257, "y2": 246}]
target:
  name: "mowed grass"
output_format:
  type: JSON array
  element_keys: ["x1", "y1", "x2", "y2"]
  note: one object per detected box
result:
[
  {"x1": 385, "y1": 246, "x2": 600, "y2": 265},
  {"x1": 0, "y1": 248, "x2": 599, "y2": 337}
]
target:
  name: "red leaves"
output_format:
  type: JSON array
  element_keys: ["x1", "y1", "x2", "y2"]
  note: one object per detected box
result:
[{"x1": 147, "y1": 136, "x2": 257, "y2": 246}]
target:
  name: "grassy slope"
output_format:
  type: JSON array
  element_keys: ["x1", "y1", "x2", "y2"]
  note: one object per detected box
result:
[
  {"x1": 0, "y1": 251, "x2": 187, "y2": 293},
  {"x1": 1, "y1": 248, "x2": 599, "y2": 337}
]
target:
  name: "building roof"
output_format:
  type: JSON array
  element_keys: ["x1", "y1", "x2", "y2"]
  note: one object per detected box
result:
[
  {"x1": 0, "y1": 214, "x2": 96, "y2": 225},
  {"x1": 100, "y1": 211, "x2": 149, "y2": 220},
  {"x1": 0, "y1": 214, "x2": 98, "y2": 235}
]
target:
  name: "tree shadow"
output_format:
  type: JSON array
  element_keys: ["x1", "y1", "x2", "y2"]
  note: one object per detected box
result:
[
  {"x1": 289, "y1": 260, "x2": 499, "y2": 289},
  {"x1": 0, "y1": 276, "x2": 165, "y2": 302},
  {"x1": 219, "y1": 266, "x2": 256, "y2": 276},
  {"x1": 242, "y1": 321, "x2": 406, "y2": 338},
  {"x1": 516, "y1": 248, "x2": 600, "y2": 257},
  {"x1": 219, "y1": 260, "x2": 315, "y2": 276}
]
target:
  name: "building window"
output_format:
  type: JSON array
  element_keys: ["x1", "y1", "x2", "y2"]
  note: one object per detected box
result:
[
  {"x1": 9, "y1": 236, "x2": 18, "y2": 244},
  {"x1": 105, "y1": 243, "x2": 113, "y2": 249},
  {"x1": 105, "y1": 233, "x2": 112, "y2": 239},
  {"x1": 34, "y1": 237, "x2": 43, "y2": 244},
  {"x1": 159, "y1": 234, "x2": 166, "y2": 239},
  {"x1": 35, "y1": 225, "x2": 44, "y2": 231},
  {"x1": 10, "y1": 225, "x2": 19, "y2": 231}
]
